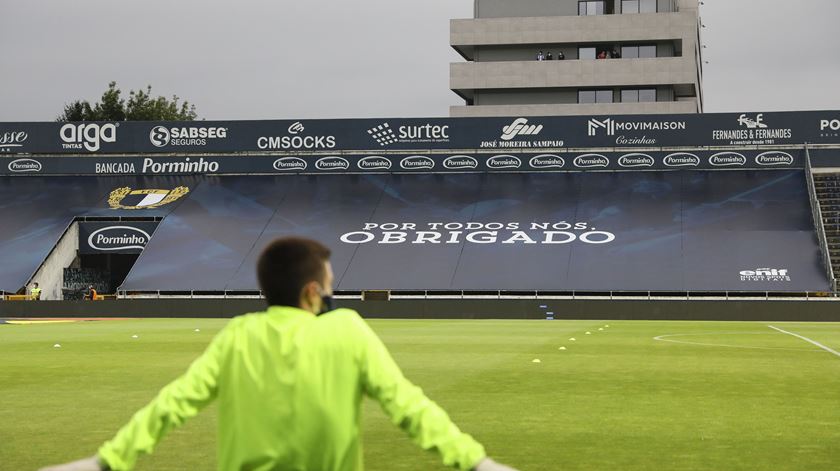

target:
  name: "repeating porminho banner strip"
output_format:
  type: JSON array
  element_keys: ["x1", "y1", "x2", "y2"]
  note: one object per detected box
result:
[{"x1": 0, "y1": 150, "x2": 807, "y2": 175}]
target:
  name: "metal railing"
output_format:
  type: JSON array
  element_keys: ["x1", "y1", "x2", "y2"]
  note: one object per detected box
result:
[
  {"x1": 804, "y1": 145, "x2": 837, "y2": 293},
  {"x1": 116, "y1": 290, "x2": 838, "y2": 301}
]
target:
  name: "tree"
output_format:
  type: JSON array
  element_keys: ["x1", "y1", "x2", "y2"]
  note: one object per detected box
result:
[{"x1": 57, "y1": 82, "x2": 197, "y2": 121}]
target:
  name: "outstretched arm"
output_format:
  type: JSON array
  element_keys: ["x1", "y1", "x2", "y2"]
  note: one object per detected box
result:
[
  {"x1": 352, "y1": 314, "x2": 518, "y2": 471},
  {"x1": 40, "y1": 325, "x2": 233, "y2": 471}
]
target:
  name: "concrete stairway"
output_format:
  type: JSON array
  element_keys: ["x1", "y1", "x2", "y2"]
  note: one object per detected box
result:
[{"x1": 812, "y1": 173, "x2": 840, "y2": 282}]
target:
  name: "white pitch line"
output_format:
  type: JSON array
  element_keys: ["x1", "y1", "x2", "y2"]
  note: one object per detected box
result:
[{"x1": 767, "y1": 325, "x2": 840, "y2": 358}]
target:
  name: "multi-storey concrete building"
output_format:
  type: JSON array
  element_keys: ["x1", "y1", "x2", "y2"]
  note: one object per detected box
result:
[{"x1": 450, "y1": 0, "x2": 703, "y2": 117}]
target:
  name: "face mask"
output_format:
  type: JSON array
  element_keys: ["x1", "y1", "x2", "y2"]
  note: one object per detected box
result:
[
  {"x1": 316, "y1": 284, "x2": 334, "y2": 315},
  {"x1": 319, "y1": 294, "x2": 334, "y2": 314}
]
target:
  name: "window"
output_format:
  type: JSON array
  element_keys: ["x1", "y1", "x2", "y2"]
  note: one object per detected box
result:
[
  {"x1": 580, "y1": 90, "x2": 614, "y2": 103},
  {"x1": 579, "y1": 90, "x2": 596, "y2": 104},
  {"x1": 639, "y1": 89, "x2": 657, "y2": 102},
  {"x1": 621, "y1": 88, "x2": 657, "y2": 102},
  {"x1": 622, "y1": 0, "x2": 656, "y2": 13},
  {"x1": 596, "y1": 90, "x2": 614, "y2": 103},
  {"x1": 621, "y1": 46, "x2": 638, "y2": 59},
  {"x1": 621, "y1": 45, "x2": 658, "y2": 59},
  {"x1": 578, "y1": 1, "x2": 605, "y2": 15},
  {"x1": 639, "y1": 45, "x2": 657, "y2": 58},
  {"x1": 641, "y1": 0, "x2": 657, "y2": 13},
  {"x1": 578, "y1": 47, "x2": 596, "y2": 60}
]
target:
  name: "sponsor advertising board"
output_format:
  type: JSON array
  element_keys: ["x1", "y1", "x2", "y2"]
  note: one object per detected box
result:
[
  {"x1": 0, "y1": 150, "x2": 803, "y2": 175},
  {"x1": 0, "y1": 110, "x2": 837, "y2": 154},
  {"x1": 78, "y1": 221, "x2": 160, "y2": 254}
]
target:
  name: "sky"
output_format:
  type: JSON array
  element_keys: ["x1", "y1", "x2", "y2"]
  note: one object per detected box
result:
[{"x1": 0, "y1": 0, "x2": 838, "y2": 121}]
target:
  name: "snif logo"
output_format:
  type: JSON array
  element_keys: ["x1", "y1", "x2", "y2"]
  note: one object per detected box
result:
[
  {"x1": 315, "y1": 156, "x2": 350, "y2": 171},
  {"x1": 8, "y1": 158, "x2": 42, "y2": 173},
  {"x1": 60, "y1": 123, "x2": 117, "y2": 152},
  {"x1": 588, "y1": 118, "x2": 615, "y2": 136},
  {"x1": 501, "y1": 118, "x2": 543, "y2": 141},
  {"x1": 273, "y1": 157, "x2": 307, "y2": 171},
  {"x1": 88, "y1": 226, "x2": 151, "y2": 252},
  {"x1": 367, "y1": 123, "x2": 398, "y2": 146},
  {"x1": 740, "y1": 268, "x2": 790, "y2": 282},
  {"x1": 108, "y1": 187, "x2": 189, "y2": 210}
]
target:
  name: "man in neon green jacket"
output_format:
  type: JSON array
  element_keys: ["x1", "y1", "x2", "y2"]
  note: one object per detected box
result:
[{"x1": 41, "y1": 237, "x2": 517, "y2": 471}]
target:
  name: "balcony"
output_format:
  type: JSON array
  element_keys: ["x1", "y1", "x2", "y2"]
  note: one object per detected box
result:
[
  {"x1": 451, "y1": 56, "x2": 697, "y2": 95},
  {"x1": 450, "y1": 100, "x2": 699, "y2": 117},
  {"x1": 451, "y1": 11, "x2": 697, "y2": 61}
]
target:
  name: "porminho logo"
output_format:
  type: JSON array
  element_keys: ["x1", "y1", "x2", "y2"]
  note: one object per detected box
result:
[
  {"x1": 618, "y1": 153, "x2": 654, "y2": 168},
  {"x1": 486, "y1": 155, "x2": 522, "y2": 169},
  {"x1": 315, "y1": 156, "x2": 350, "y2": 171},
  {"x1": 443, "y1": 155, "x2": 478, "y2": 170},
  {"x1": 88, "y1": 226, "x2": 151, "y2": 251},
  {"x1": 141, "y1": 157, "x2": 219, "y2": 174},
  {"x1": 8, "y1": 158, "x2": 42, "y2": 173},
  {"x1": 709, "y1": 152, "x2": 747, "y2": 167},
  {"x1": 400, "y1": 155, "x2": 434, "y2": 170},
  {"x1": 273, "y1": 157, "x2": 307, "y2": 171},
  {"x1": 60, "y1": 123, "x2": 118, "y2": 152},
  {"x1": 357, "y1": 156, "x2": 392, "y2": 170},
  {"x1": 529, "y1": 154, "x2": 565, "y2": 169},
  {"x1": 501, "y1": 118, "x2": 543, "y2": 141},
  {"x1": 573, "y1": 154, "x2": 609, "y2": 168},
  {"x1": 663, "y1": 153, "x2": 700, "y2": 167},
  {"x1": 755, "y1": 151, "x2": 793, "y2": 166}
]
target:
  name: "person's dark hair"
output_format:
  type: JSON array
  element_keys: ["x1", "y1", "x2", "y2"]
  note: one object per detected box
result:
[{"x1": 257, "y1": 237, "x2": 332, "y2": 307}]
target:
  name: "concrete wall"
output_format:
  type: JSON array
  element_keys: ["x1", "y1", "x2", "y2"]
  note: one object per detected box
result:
[
  {"x1": 450, "y1": 100, "x2": 698, "y2": 117},
  {"x1": 27, "y1": 222, "x2": 78, "y2": 301},
  {"x1": 3, "y1": 298, "x2": 840, "y2": 322},
  {"x1": 475, "y1": 0, "x2": 581, "y2": 18},
  {"x1": 474, "y1": 0, "x2": 681, "y2": 18},
  {"x1": 451, "y1": 12, "x2": 697, "y2": 51},
  {"x1": 451, "y1": 57, "x2": 696, "y2": 90},
  {"x1": 475, "y1": 88, "x2": 579, "y2": 105}
]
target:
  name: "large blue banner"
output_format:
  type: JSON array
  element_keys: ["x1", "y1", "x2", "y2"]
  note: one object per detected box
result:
[{"x1": 118, "y1": 171, "x2": 829, "y2": 293}]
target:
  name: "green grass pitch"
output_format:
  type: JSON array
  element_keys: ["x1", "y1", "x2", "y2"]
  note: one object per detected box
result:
[{"x1": 1, "y1": 318, "x2": 839, "y2": 470}]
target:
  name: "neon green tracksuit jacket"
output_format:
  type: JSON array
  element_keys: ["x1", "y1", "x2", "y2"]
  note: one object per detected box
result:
[{"x1": 98, "y1": 307, "x2": 486, "y2": 470}]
